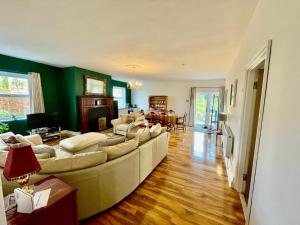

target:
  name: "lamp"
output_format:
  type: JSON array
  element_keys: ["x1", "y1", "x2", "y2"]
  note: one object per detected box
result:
[{"x1": 3, "y1": 144, "x2": 41, "y2": 194}]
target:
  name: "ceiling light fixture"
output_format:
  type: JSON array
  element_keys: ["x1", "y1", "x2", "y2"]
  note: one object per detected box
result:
[{"x1": 126, "y1": 65, "x2": 142, "y2": 90}]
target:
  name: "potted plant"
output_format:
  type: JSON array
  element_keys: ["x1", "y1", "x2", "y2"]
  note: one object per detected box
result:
[{"x1": 0, "y1": 122, "x2": 9, "y2": 134}]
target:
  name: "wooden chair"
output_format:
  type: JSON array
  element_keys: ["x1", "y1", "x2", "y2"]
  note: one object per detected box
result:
[{"x1": 176, "y1": 112, "x2": 187, "y2": 132}]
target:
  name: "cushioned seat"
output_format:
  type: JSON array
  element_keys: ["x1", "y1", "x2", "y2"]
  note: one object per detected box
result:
[{"x1": 60, "y1": 132, "x2": 107, "y2": 153}]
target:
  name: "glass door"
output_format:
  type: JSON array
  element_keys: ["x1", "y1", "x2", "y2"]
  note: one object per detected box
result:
[{"x1": 195, "y1": 90, "x2": 219, "y2": 130}]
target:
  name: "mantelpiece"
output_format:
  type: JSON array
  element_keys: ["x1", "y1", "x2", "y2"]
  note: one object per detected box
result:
[{"x1": 77, "y1": 96, "x2": 114, "y2": 133}]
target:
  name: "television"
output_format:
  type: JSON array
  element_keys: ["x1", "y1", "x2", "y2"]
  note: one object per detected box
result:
[{"x1": 27, "y1": 112, "x2": 60, "y2": 130}]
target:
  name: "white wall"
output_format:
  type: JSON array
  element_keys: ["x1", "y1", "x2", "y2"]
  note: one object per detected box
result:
[
  {"x1": 226, "y1": 0, "x2": 300, "y2": 224},
  {"x1": 131, "y1": 79, "x2": 225, "y2": 120}
]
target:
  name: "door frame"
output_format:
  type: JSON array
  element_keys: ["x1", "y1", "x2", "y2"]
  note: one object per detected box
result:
[{"x1": 235, "y1": 40, "x2": 272, "y2": 224}]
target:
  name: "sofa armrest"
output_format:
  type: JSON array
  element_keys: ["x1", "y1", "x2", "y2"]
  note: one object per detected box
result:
[
  {"x1": 111, "y1": 118, "x2": 123, "y2": 133},
  {"x1": 25, "y1": 134, "x2": 43, "y2": 145}
]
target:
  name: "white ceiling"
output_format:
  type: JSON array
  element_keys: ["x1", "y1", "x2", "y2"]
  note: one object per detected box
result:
[{"x1": 0, "y1": 0, "x2": 258, "y2": 81}]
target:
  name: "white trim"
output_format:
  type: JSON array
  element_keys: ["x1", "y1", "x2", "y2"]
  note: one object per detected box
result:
[
  {"x1": 0, "y1": 70, "x2": 27, "y2": 78},
  {"x1": 234, "y1": 40, "x2": 272, "y2": 225}
]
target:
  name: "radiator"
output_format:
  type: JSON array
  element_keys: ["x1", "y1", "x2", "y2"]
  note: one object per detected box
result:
[{"x1": 221, "y1": 125, "x2": 234, "y2": 158}]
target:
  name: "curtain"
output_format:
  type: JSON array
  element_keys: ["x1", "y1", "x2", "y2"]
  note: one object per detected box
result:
[
  {"x1": 28, "y1": 72, "x2": 45, "y2": 113},
  {"x1": 219, "y1": 86, "x2": 225, "y2": 112},
  {"x1": 188, "y1": 87, "x2": 196, "y2": 126}
]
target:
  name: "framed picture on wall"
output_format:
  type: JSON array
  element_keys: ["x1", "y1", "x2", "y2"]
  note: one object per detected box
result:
[{"x1": 230, "y1": 79, "x2": 238, "y2": 107}]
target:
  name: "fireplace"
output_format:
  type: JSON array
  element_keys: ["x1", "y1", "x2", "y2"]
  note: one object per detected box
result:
[
  {"x1": 78, "y1": 96, "x2": 114, "y2": 133},
  {"x1": 88, "y1": 107, "x2": 111, "y2": 131}
]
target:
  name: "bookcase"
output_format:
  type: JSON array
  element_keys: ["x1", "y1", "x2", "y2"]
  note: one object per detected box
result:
[{"x1": 148, "y1": 96, "x2": 168, "y2": 111}]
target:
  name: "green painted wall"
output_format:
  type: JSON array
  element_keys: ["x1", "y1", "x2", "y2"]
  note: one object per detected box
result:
[
  {"x1": 60, "y1": 67, "x2": 132, "y2": 131},
  {"x1": 0, "y1": 55, "x2": 131, "y2": 133},
  {"x1": 0, "y1": 54, "x2": 62, "y2": 135}
]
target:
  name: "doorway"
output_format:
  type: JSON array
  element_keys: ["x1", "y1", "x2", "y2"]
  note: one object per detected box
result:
[
  {"x1": 236, "y1": 40, "x2": 272, "y2": 224},
  {"x1": 194, "y1": 89, "x2": 219, "y2": 131},
  {"x1": 244, "y1": 68, "x2": 264, "y2": 202}
]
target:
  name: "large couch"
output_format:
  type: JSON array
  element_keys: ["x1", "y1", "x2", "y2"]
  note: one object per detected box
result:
[{"x1": 0, "y1": 130, "x2": 169, "y2": 220}]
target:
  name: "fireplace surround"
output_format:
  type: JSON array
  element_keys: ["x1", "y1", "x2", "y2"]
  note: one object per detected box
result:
[{"x1": 78, "y1": 96, "x2": 114, "y2": 133}]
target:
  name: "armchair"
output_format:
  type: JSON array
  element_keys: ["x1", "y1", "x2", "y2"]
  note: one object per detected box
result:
[{"x1": 111, "y1": 113, "x2": 148, "y2": 136}]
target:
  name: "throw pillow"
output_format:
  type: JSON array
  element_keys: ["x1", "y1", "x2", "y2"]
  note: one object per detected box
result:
[
  {"x1": 150, "y1": 123, "x2": 162, "y2": 138},
  {"x1": 127, "y1": 116, "x2": 134, "y2": 124},
  {"x1": 138, "y1": 127, "x2": 151, "y2": 145}
]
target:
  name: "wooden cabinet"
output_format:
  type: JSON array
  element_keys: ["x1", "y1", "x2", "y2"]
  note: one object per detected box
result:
[
  {"x1": 6, "y1": 176, "x2": 78, "y2": 225},
  {"x1": 148, "y1": 96, "x2": 168, "y2": 111}
]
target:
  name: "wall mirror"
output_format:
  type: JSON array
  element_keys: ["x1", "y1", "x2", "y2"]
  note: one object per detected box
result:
[{"x1": 85, "y1": 76, "x2": 106, "y2": 96}]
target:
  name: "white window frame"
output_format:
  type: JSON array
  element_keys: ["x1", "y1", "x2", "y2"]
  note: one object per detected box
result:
[
  {"x1": 113, "y1": 86, "x2": 126, "y2": 109},
  {"x1": 0, "y1": 71, "x2": 30, "y2": 121}
]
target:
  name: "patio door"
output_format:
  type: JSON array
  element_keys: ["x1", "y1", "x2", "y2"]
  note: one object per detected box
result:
[{"x1": 194, "y1": 89, "x2": 219, "y2": 129}]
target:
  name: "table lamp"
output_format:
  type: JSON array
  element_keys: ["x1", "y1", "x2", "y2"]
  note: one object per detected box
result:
[{"x1": 3, "y1": 144, "x2": 41, "y2": 194}]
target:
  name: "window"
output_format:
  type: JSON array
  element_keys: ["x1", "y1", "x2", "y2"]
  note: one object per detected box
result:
[
  {"x1": 0, "y1": 71, "x2": 30, "y2": 121},
  {"x1": 113, "y1": 86, "x2": 126, "y2": 109}
]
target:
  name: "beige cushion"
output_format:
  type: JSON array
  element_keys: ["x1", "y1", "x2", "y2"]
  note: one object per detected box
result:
[
  {"x1": 15, "y1": 134, "x2": 35, "y2": 146},
  {"x1": 116, "y1": 124, "x2": 129, "y2": 132},
  {"x1": 139, "y1": 127, "x2": 151, "y2": 145},
  {"x1": 0, "y1": 132, "x2": 15, "y2": 140},
  {"x1": 100, "y1": 138, "x2": 138, "y2": 161},
  {"x1": 150, "y1": 123, "x2": 162, "y2": 138},
  {"x1": 38, "y1": 151, "x2": 107, "y2": 174},
  {"x1": 99, "y1": 135, "x2": 126, "y2": 147},
  {"x1": 0, "y1": 150, "x2": 50, "y2": 168},
  {"x1": 130, "y1": 112, "x2": 142, "y2": 120},
  {"x1": 0, "y1": 139, "x2": 8, "y2": 151},
  {"x1": 60, "y1": 132, "x2": 106, "y2": 153},
  {"x1": 32, "y1": 144, "x2": 56, "y2": 157},
  {"x1": 120, "y1": 114, "x2": 128, "y2": 123},
  {"x1": 135, "y1": 115, "x2": 145, "y2": 122},
  {"x1": 161, "y1": 127, "x2": 168, "y2": 133}
]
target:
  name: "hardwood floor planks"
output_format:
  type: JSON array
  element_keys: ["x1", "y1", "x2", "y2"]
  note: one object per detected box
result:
[{"x1": 80, "y1": 128, "x2": 245, "y2": 225}]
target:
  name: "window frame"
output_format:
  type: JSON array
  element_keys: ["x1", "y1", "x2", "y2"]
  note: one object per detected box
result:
[
  {"x1": 0, "y1": 71, "x2": 30, "y2": 122},
  {"x1": 112, "y1": 86, "x2": 126, "y2": 109}
]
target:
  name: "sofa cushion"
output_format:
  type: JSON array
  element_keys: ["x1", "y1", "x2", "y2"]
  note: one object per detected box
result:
[
  {"x1": 0, "y1": 150, "x2": 51, "y2": 168},
  {"x1": 139, "y1": 127, "x2": 151, "y2": 145},
  {"x1": 150, "y1": 123, "x2": 162, "y2": 138},
  {"x1": 38, "y1": 151, "x2": 107, "y2": 174},
  {"x1": 60, "y1": 132, "x2": 106, "y2": 153},
  {"x1": 116, "y1": 124, "x2": 129, "y2": 132},
  {"x1": 120, "y1": 114, "x2": 128, "y2": 123},
  {"x1": 32, "y1": 144, "x2": 56, "y2": 157},
  {"x1": 100, "y1": 138, "x2": 138, "y2": 161},
  {"x1": 15, "y1": 134, "x2": 36, "y2": 146},
  {"x1": 99, "y1": 135, "x2": 126, "y2": 147},
  {"x1": 0, "y1": 132, "x2": 15, "y2": 140},
  {"x1": 0, "y1": 139, "x2": 8, "y2": 151}
]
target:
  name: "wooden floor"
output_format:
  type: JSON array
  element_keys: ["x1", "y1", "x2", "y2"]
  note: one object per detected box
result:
[{"x1": 80, "y1": 128, "x2": 245, "y2": 225}]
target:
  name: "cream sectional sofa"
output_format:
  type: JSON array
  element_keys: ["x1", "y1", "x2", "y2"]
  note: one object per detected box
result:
[{"x1": 0, "y1": 131, "x2": 169, "y2": 220}]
